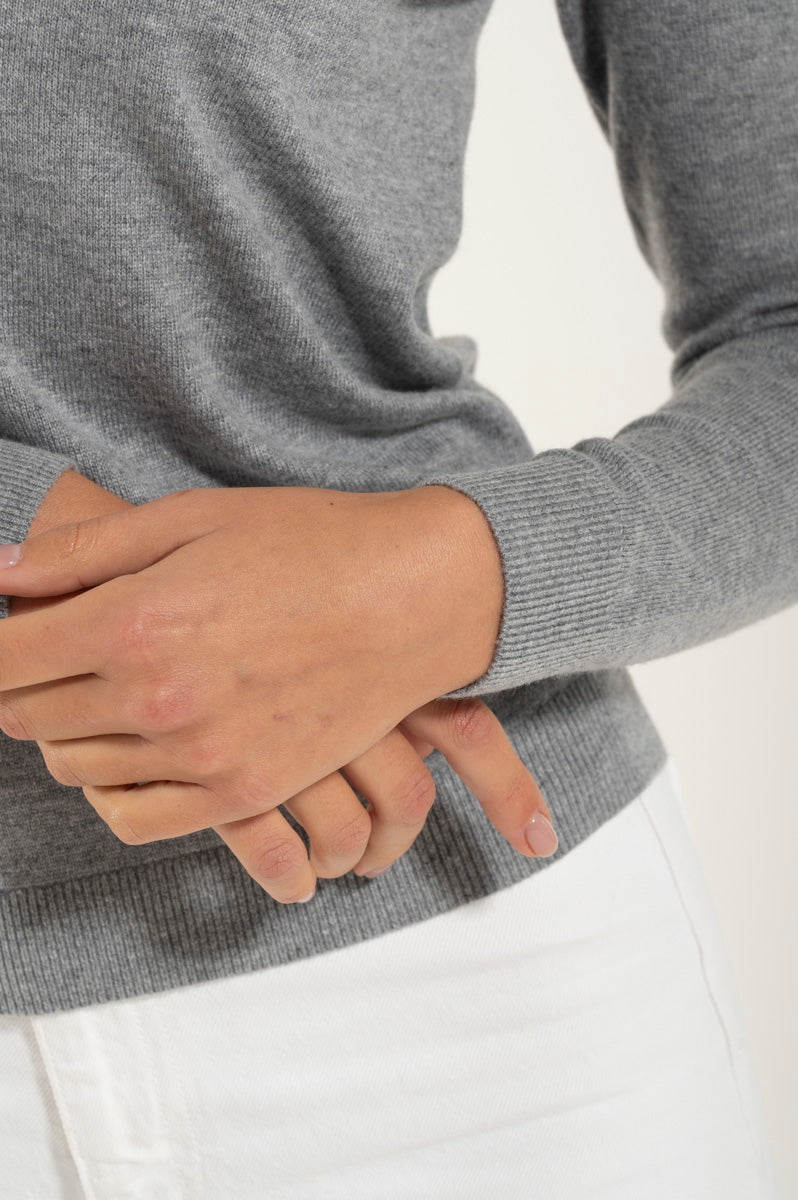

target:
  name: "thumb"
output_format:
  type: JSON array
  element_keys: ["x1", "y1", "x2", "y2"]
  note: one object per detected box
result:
[{"x1": 0, "y1": 489, "x2": 212, "y2": 597}]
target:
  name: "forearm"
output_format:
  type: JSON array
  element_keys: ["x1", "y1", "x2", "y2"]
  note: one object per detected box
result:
[
  {"x1": 428, "y1": 1, "x2": 798, "y2": 698},
  {"x1": 430, "y1": 326, "x2": 798, "y2": 696}
]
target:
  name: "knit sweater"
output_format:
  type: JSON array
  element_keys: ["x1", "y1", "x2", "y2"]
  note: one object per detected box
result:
[{"x1": 1, "y1": 0, "x2": 796, "y2": 1014}]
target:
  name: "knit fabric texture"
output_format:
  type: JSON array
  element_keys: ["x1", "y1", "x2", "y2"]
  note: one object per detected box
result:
[{"x1": 1, "y1": 0, "x2": 796, "y2": 1013}]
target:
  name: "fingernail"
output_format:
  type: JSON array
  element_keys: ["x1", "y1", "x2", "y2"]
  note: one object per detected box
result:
[
  {"x1": 360, "y1": 864, "x2": 392, "y2": 879},
  {"x1": 525, "y1": 811, "x2": 558, "y2": 857},
  {"x1": 0, "y1": 544, "x2": 21, "y2": 569},
  {"x1": 297, "y1": 888, "x2": 316, "y2": 903}
]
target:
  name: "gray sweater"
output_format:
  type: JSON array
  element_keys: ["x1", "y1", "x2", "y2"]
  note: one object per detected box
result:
[{"x1": 1, "y1": 0, "x2": 796, "y2": 1014}]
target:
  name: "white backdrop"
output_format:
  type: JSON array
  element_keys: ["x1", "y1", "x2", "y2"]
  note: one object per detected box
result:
[{"x1": 428, "y1": 1, "x2": 798, "y2": 1195}]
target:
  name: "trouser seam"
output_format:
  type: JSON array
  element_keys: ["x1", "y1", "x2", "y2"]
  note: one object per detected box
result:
[
  {"x1": 30, "y1": 1018, "x2": 93, "y2": 1200},
  {"x1": 638, "y1": 784, "x2": 770, "y2": 1189}
]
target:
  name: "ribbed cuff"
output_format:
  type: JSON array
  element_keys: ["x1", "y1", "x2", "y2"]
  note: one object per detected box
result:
[{"x1": 423, "y1": 449, "x2": 629, "y2": 697}]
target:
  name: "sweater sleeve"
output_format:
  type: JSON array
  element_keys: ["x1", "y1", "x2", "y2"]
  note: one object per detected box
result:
[{"x1": 427, "y1": 0, "x2": 798, "y2": 697}]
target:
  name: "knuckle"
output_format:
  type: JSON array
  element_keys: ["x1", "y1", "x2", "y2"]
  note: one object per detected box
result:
[
  {"x1": 60, "y1": 520, "x2": 117, "y2": 593},
  {"x1": 447, "y1": 698, "x2": 493, "y2": 748},
  {"x1": 40, "y1": 745, "x2": 84, "y2": 789},
  {"x1": 250, "y1": 836, "x2": 307, "y2": 882},
  {"x1": 104, "y1": 804, "x2": 150, "y2": 846},
  {"x1": 62, "y1": 517, "x2": 96, "y2": 565},
  {"x1": 0, "y1": 697, "x2": 34, "y2": 741},
  {"x1": 225, "y1": 767, "x2": 281, "y2": 813},
  {"x1": 133, "y1": 677, "x2": 197, "y2": 734},
  {"x1": 390, "y1": 769, "x2": 436, "y2": 827},
  {"x1": 176, "y1": 730, "x2": 239, "y2": 782},
  {"x1": 115, "y1": 607, "x2": 161, "y2": 663},
  {"x1": 323, "y1": 809, "x2": 371, "y2": 860},
  {"x1": 107, "y1": 583, "x2": 180, "y2": 672}
]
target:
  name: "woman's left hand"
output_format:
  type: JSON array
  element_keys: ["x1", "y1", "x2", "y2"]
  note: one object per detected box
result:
[{"x1": 213, "y1": 693, "x2": 557, "y2": 900}]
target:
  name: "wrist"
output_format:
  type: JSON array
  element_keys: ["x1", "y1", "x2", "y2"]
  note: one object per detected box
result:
[{"x1": 386, "y1": 485, "x2": 505, "y2": 698}]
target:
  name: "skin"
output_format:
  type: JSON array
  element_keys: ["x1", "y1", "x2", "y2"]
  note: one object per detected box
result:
[{"x1": 0, "y1": 469, "x2": 558, "y2": 903}]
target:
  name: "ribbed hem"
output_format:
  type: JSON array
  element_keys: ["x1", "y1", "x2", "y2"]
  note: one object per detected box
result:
[{"x1": 0, "y1": 667, "x2": 666, "y2": 1014}]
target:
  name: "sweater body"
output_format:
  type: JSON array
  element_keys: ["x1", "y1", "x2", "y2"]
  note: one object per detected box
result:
[{"x1": 1, "y1": 0, "x2": 796, "y2": 1013}]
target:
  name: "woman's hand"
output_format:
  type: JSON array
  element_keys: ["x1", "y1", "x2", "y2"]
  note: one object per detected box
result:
[
  {"x1": 0, "y1": 476, "x2": 557, "y2": 903},
  {"x1": 214, "y1": 696, "x2": 557, "y2": 902}
]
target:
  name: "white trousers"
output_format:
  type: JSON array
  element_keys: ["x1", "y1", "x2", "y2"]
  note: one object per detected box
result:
[{"x1": 0, "y1": 759, "x2": 777, "y2": 1199}]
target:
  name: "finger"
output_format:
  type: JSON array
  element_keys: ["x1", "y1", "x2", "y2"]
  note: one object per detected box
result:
[
  {"x1": 82, "y1": 780, "x2": 223, "y2": 844},
  {"x1": 400, "y1": 699, "x2": 559, "y2": 858},
  {"x1": 215, "y1": 806, "x2": 317, "y2": 904},
  {"x1": 339, "y1": 729, "x2": 436, "y2": 878},
  {"x1": 395, "y1": 729, "x2": 436, "y2": 760},
  {"x1": 39, "y1": 734, "x2": 192, "y2": 793},
  {"x1": 0, "y1": 676, "x2": 137, "y2": 742},
  {"x1": 84, "y1": 780, "x2": 317, "y2": 904},
  {"x1": 6, "y1": 589, "x2": 84, "y2": 618},
  {"x1": 81, "y1": 770, "x2": 270, "y2": 843},
  {"x1": 0, "y1": 489, "x2": 215, "y2": 598},
  {"x1": 0, "y1": 586, "x2": 111, "y2": 689},
  {"x1": 282, "y1": 773, "x2": 372, "y2": 879}
]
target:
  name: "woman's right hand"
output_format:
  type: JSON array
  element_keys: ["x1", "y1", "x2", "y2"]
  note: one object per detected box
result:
[{"x1": 4, "y1": 469, "x2": 558, "y2": 904}]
